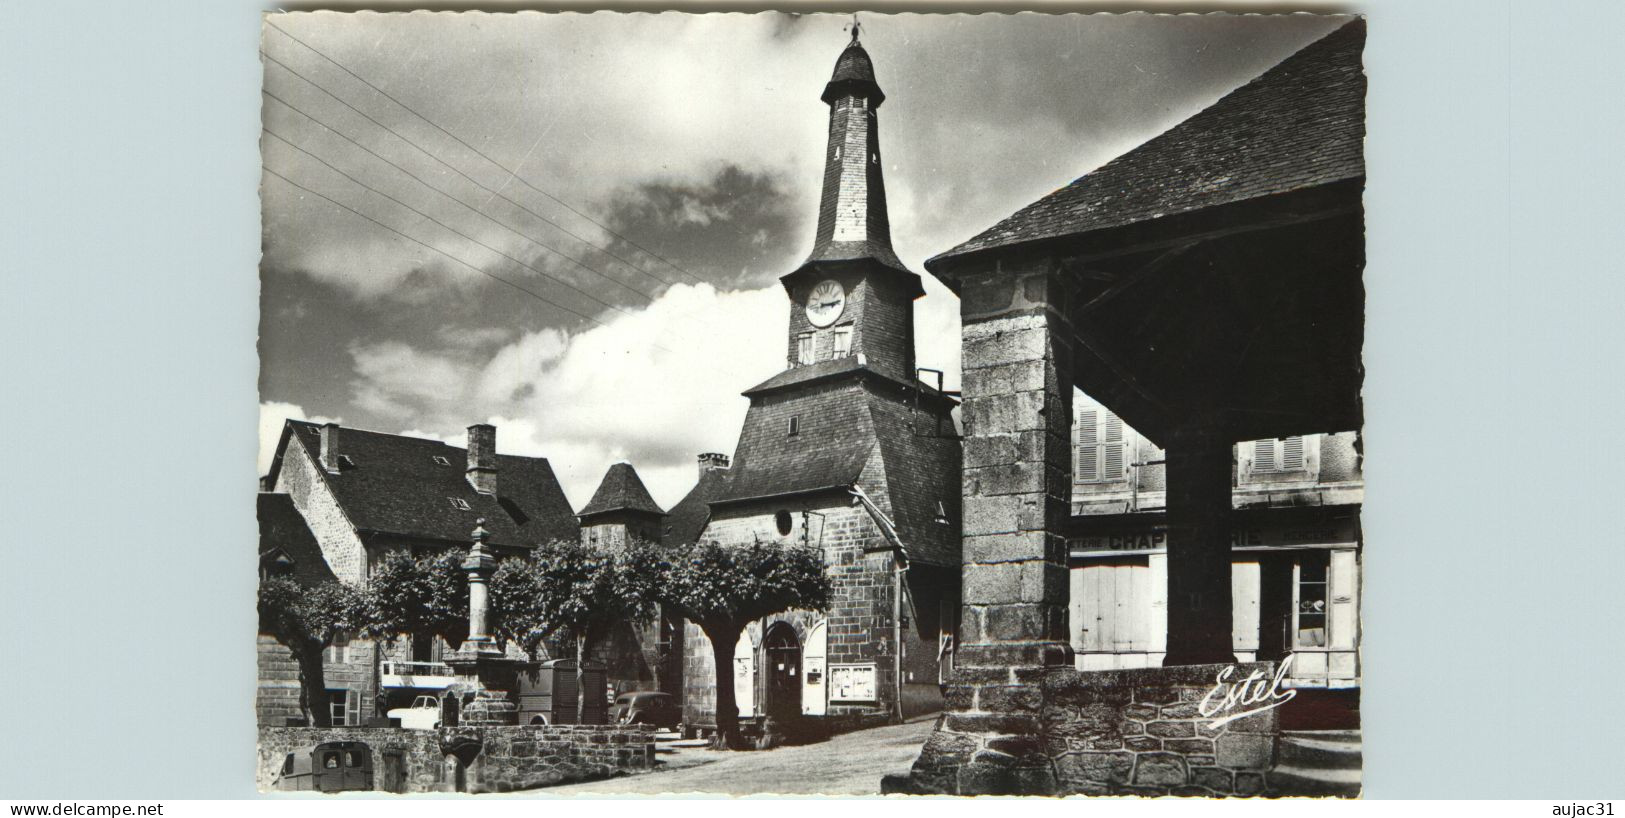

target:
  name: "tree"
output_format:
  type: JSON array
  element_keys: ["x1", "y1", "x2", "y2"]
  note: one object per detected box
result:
[
  {"x1": 489, "y1": 538, "x2": 660, "y2": 718},
  {"x1": 359, "y1": 549, "x2": 470, "y2": 717},
  {"x1": 258, "y1": 574, "x2": 365, "y2": 727},
  {"x1": 656, "y1": 540, "x2": 833, "y2": 749}
]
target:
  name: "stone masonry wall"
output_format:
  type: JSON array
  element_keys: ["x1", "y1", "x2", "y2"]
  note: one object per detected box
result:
[
  {"x1": 900, "y1": 663, "x2": 1279, "y2": 797},
  {"x1": 273, "y1": 437, "x2": 368, "y2": 585},
  {"x1": 684, "y1": 494, "x2": 901, "y2": 726},
  {"x1": 258, "y1": 724, "x2": 656, "y2": 793}
]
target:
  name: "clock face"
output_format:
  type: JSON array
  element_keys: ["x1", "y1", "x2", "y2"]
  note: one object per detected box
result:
[{"x1": 805, "y1": 279, "x2": 846, "y2": 328}]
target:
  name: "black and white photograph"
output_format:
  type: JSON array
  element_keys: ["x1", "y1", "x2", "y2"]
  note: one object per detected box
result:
[
  {"x1": 254, "y1": 10, "x2": 1364, "y2": 797},
  {"x1": 20, "y1": 0, "x2": 1625, "y2": 808}
]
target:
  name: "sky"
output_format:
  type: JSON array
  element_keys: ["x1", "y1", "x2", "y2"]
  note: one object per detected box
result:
[{"x1": 258, "y1": 11, "x2": 1348, "y2": 509}]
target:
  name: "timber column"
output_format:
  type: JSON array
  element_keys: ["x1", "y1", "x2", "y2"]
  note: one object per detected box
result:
[
  {"x1": 887, "y1": 262, "x2": 1073, "y2": 795},
  {"x1": 1162, "y1": 425, "x2": 1238, "y2": 666}
]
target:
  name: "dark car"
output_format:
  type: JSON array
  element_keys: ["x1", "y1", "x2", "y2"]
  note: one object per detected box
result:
[{"x1": 611, "y1": 691, "x2": 681, "y2": 730}]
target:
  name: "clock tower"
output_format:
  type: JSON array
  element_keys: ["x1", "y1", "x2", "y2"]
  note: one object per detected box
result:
[
  {"x1": 779, "y1": 24, "x2": 925, "y2": 384},
  {"x1": 685, "y1": 26, "x2": 962, "y2": 731}
]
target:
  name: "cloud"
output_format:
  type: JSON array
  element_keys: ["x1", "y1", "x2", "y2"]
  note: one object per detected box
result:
[{"x1": 259, "y1": 401, "x2": 340, "y2": 476}]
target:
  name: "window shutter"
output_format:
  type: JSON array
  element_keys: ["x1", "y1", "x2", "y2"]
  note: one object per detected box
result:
[
  {"x1": 1253, "y1": 439, "x2": 1276, "y2": 472},
  {"x1": 1103, "y1": 414, "x2": 1125, "y2": 479},
  {"x1": 1075, "y1": 409, "x2": 1099, "y2": 481},
  {"x1": 1281, "y1": 436, "x2": 1304, "y2": 471}
]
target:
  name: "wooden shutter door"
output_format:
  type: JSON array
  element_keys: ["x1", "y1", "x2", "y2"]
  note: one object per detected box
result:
[
  {"x1": 1103, "y1": 414, "x2": 1125, "y2": 480},
  {"x1": 1075, "y1": 408, "x2": 1099, "y2": 481},
  {"x1": 1253, "y1": 439, "x2": 1276, "y2": 472},
  {"x1": 1328, "y1": 549, "x2": 1360, "y2": 680},
  {"x1": 1281, "y1": 436, "x2": 1305, "y2": 471}
]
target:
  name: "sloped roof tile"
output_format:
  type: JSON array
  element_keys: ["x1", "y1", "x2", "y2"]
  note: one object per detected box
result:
[
  {"x1": 578, "y1": 462, "x2": 665, "y2": 519},
  {"x1": 273, "y1": 420, "x2": 579, "y2": 548},
  {"x1": 932, "y1": 18, "x2": 1366, "y2": 264}
]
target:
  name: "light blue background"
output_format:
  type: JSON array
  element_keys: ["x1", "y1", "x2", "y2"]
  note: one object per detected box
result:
[{"x1": 2, "y1": 0, "x2": 1619, "y2": 799}]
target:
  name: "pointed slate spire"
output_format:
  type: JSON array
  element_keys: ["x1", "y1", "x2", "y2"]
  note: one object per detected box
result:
[{"x1": 801, "y1": 25, "x2": 910, "y2": 278}]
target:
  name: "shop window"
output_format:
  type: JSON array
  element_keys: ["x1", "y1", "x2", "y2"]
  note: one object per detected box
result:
[
  {"x1": 1295, "y1": 554, "x2": 1329, "y2": 649},
  {"x1": 1075, "y1": 405, "x2": 1127, "y2": 483},
  {"x1": 796, "y1": 333, "x2": 815, "y2": 365},
  {"x1": 831, "y1": 326, "x2": 853, "y2": 357}
]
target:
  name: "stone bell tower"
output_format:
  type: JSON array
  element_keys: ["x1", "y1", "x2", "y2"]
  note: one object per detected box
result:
[{"x1": 780, "y1": 22, "x2": 925, "y2": 385}]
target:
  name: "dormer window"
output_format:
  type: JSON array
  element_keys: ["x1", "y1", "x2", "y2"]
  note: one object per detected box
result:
[
  {"x1": 432, "y1": 455, "x2": 451, "y2": 466},
  {"x1": 448, "y1": 498, "x2": 471, "y2": 511}
]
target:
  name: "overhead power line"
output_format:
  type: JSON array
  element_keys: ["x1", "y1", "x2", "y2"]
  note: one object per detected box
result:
[
  {"x1": 263, "y1": 21, "x2": 707, "y2": 287},
  {"x1": 264, "y1": 164, "x2": 744, "y2": 378},
  {"x1": 264, "y1": 89, "x2": 658, "y2": 308},
  {"x1": 261, "y1": 51, "x2": 681, "y2": 298},
  {"x1": 264, "y1": 127, "x2": 640, "y2": 323},
  {"x1": 262, "y1": 166, "x2": 607, "y2": 328}
]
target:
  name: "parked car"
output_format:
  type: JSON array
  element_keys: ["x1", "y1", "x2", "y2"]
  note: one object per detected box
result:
[
  {"x1": 386, "y1": 694, "x2": 441, "y2": 730},
  {"x1": 274, "y1": 741, "x2": 373, "y2": 792},
  {"x1": 611, "y1": 691, "x2": 681, "y2": 731}
]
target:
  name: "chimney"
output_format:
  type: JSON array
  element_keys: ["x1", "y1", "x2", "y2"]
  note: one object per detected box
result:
[
  {"x1": 319, "y1": 423, "x2": 341, "y2": 474},
  {"x1": 466, "y1": 423, "x2": 497, "y2": 494},
  {"x1": 698, "y1": 452, "x2": 731, "y2": 477}
]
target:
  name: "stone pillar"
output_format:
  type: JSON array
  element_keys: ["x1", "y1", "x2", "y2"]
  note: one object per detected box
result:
[
  {"x1": 462, "y1": 519, "x2": 500, "y2": 655},
  {"x1": 885, "y1": 263, "x2": 1074, "y2": 795},
  {"x1": 1162, "y1": 428, "x2": 1238, "y2": 666},
  {"x1": 956, "y1": 264, "x2": 1074, "y2": 678}
]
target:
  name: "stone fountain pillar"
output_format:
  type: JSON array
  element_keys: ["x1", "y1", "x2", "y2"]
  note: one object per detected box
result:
[{"x1": 444, "y1": 519, "x2": 523, "y2": 726}]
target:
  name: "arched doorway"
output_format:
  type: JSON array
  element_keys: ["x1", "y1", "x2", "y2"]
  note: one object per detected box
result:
[{"x1": 762, "y1": 622, "x2": 802, "y2": 719}]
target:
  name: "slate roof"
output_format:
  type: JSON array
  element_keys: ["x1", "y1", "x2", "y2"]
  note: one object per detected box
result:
[
  {"x1": 743, "y1": 357, "x2": 952, "y2": 402},
  {"x1": 258, "y1": 492, "x2": 337, "y2": 586},
  {"x1": 713, "y1": 375, "x2": 961, "y2": 567},
  {"x1": 578, "y1": 462, "x2": 665, "y2": 519},
  {"x1": 268, "y1": 420, "x2": 580, "y2": 548},
  {"x1": 662, "y1": 468, "x2": 731, "y2": 548},
  {"x1": 932, "y1": 18, "x2": 1366, "y2": 264},
  {"x1": 822, "y1": 38, "x2": 885, "y2": 106}
]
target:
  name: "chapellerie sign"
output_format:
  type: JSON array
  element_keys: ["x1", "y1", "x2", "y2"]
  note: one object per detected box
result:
[{"x1": 1198, "y1": 656, "x2": 1298, "y2": 728}]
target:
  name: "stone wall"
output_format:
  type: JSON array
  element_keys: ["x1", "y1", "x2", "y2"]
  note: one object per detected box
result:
[
  {"x1": 893, "y1": 663, "x2": 1280, "y2": 797},
  {"x1": 685, "y1": 493, "x2": 910, "y2": 726},
  {"x1": 272, "y1": 434, "x2": 368, "y2": 585},
  {"x1": 258, "y1": 724, "x2": 656, "y2": 793}
]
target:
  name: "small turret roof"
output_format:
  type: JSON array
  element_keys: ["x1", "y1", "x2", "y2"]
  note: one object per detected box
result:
[{"x1": 578, "y1": 462, "x2": 666, "y2": 519}]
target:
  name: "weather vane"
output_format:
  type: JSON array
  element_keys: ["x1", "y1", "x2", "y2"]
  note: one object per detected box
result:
[{"x1": 847, "y1": 14, "x2": 862, "y2": 43}]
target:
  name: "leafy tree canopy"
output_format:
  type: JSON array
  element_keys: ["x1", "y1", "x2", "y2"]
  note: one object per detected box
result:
[
  {"x1": 659, "y1": 540, "x2": 833, "y2": 630},
  {"x1": 361, "y1": 548, "x2": 469, "y2": 648}
]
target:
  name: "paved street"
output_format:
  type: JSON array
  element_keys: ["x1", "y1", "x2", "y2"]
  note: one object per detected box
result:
[{"x1": 540, "y1": 714, "x2": 937, "y2": 796}]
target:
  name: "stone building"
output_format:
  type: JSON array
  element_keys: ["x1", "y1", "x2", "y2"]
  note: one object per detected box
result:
[
  {"x1": 889, "y1": 19, "x2": 1366, "y2": 796},
  {"x1": 576, "y1": 460, "x2": 679, "y2": 698},
  {"x1": 1066, "y1": 393, "x2": 1363, "y2": 725},
  {"x1": 578, "y1": 461, "x2": 666, "y2": 548},
  {"x1": 257, "y1": 419, "x2": 579, "y2": 725},
  {"x1": 679, "y1": 30, "x2": 963, "y2": 733}
]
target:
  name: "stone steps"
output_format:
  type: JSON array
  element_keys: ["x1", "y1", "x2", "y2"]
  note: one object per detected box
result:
[{"x1": 1268, "y1": 730, "x2": 1362, "y2": 798}]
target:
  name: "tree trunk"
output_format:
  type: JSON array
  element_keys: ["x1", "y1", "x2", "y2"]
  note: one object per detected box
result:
[
  {"x1": 575, "y1": 630, "x2": 590, "y2": 724},
  {"x1": 704, "y1": 621, "x2": 746, "y2": 750},
  {"x1": 295, "y1": 642, "x2": 331, "y2": 727}
]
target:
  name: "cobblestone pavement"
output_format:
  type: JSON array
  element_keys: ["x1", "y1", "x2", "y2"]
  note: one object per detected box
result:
[{"x1": 539, "y1": 714, "x2": 938, "y2": 796}]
